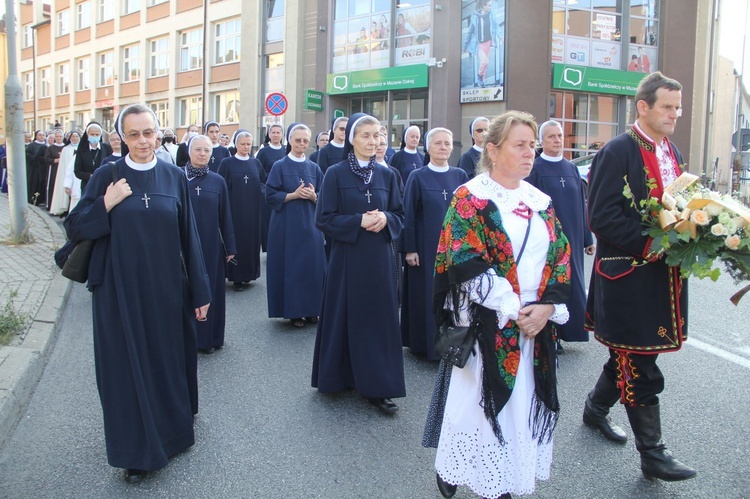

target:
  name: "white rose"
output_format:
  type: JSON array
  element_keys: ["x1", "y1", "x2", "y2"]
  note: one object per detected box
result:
[
  {"x1": 690, "y1": 209, "x2": 710, "y2": 226},
  {"x1": 675, "y1": 195, "x2": 687, "y2": 210},
  {"x1": 711, "y1": 223, "x2": 728, "y2": 236},
  {"x1": 726, "y1": 234, "x2": 741, "y2": 250},
  {"x1": 706, "y1": 202, "x2": 724, "y2": 216},
  {"x1": 718, "y1": 212, "x2": 732, "y2": 225}
]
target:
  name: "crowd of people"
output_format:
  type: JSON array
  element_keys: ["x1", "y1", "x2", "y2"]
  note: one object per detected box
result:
[{"x1": 14, "y1": 70, "x2": 696, "y2": 497}]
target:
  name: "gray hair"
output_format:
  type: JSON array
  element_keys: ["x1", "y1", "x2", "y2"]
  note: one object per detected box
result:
[
  {"x1": 538, "y1": 120, "x2": 562, "y2": 142},
  {"x1": 188, "y1": 134, "x2": 212, "y2": 153},
  {"x1": 425, "y1": 127, "x2": 453, "y2": 150}
]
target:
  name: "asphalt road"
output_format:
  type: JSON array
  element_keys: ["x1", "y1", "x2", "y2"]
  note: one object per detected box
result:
[{"x1": 0, "y1": 254, "x2": 748, "y2": 498}]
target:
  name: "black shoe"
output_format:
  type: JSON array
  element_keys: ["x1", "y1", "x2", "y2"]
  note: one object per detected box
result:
[
  {"x1": 556, "y1": 340, "x2": 565, "y2": 354},
  {"x1": 436, "y1": 473, "x2": 457, "y2": 498},
  {"x1": 291, "y1": 318, "x2": 306, "y2": 328},
  {"x1": 233, "y1": 282, "x2": 244, "y2": 291},
  {"x1": 367, "y1": 397, "x2": 398, "y2": 415},
  {"x1": 199, "y1": 347, "x2": 215, "y2": 354},
  {"x1": 583, "y1": 401, "x2": 627, "y2": 444},
  {"x1": 124, "y1": 468, "x2": 147, "y2": 483},
  {"x1": 626, "y1": 404, "x2": 696, "y2": 481},
  {"x1": 583, "y1": 371, "x2": 628, "y2": 444},
  {"x1": 305, "y1": 316, "x2": 319, "y2": 324}
]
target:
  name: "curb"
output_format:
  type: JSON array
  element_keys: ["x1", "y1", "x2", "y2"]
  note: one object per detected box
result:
[{"x1": 0, "y1": 205, "x2": 72, "y2": 448}]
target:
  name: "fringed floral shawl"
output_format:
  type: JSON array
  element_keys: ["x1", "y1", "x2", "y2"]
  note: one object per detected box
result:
[{"x1": 433, "y1": 179, "x2": 571, "y2": 445}]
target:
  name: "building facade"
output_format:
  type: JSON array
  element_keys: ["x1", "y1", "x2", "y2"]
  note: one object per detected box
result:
[{"x1": 16, "y1": 0, "x2": 715, "y2": 171}]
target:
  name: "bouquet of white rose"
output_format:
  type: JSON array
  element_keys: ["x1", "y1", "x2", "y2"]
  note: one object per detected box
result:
[{"x1": 623, "y1": 172, "x2": 750, "y2": 304}]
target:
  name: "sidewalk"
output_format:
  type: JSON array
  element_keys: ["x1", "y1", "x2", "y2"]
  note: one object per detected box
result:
[{"x1": 0, "y1": 193, "x2": 71, "y2": 447}]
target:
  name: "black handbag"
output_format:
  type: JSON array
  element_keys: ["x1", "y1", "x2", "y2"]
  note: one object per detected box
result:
[
  {"x1": 55, "y1": 162, "x2": 119, "y2": 283},
  {"x1": 435, "y1": 321, "x2": 477, "y2": 368}
]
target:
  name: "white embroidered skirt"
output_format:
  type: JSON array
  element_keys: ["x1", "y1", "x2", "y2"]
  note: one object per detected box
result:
[{"x1": 435, "y1": 333, "x2": 553, "y2": 497}]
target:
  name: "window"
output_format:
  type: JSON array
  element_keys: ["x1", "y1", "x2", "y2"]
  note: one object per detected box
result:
[
  {"x1": 180, "y1": 28, "x2": 203, "y2": 71},
  {"x1": 215, "y1": 18, "x2": 241, "y2": 64},
  {"x1": 77, "y1": 1, "x2": 92, "y2": 30},
  {"x1": 57, "y1": 10, "x2": 70, "y2": 36},
  {"x1": 99, "y1": 0, "x2": 114, "y2": 22},
  {"x1": 25, "y1": 119, "x2": 35, "y2": 134},
  {"x1": 40, "y1": 117, "x2": 51, "y2": 133},
  {"x1": 550, "y1": 91, "x2": 619, "y2": 159},
  {"x1": 627, "y1": 0, "x2": 660, "y2": 73},
  {"x1": 265, "y1": 53, "x2": 284, "y2": 94},
  {"x1": 122, "y1": 45, "x2": 141, "y2": 82},
  {"x1": 99, "y1": 51, "x2": 114, "y2": 86},
  {"x1": 550, "y1": 1, "x2": 622, "y2": 70},
  {"x1": 214, "y1": 91, "x2": 240, "y2": 123},
  {"x1": 57, "y1": 63, "x2": 70, "y2": 94},
  {"x1": 77, "y1": 111, "x2": 91, "y2": 128},
  {"x1": 22, "y1": 25, "x2": 33, "y2": 48},
  {"x1": 23, "y1": 72, "x2": 33, "y2": 101},
  {"x1": 123, "y1": 0, "x2": 141, "y2": 15},
  {"x1": 148, "y1": 0, "x2": 168, "y2": 5},
  {"x1": 150, "y1": 101, "x2": 169, "y2": 128},
  {"x1": 266, "y1": 0, "x2": 285, "y2": 42},
  {"x1": 150, "y1": 37, "x2": 170, "y2": 77},
  {"x1": 57, "y1": 115, "x2": 70, "y2": 131},
  {"x1": 179, "y1": 96, "x2": 202, "y2": 127},
  {"x1": 39, "y1": 68, "x2": 51, "y2": 98},
  {"x1": 77, "y1": 57, "x2": 91, "y2": 91}
]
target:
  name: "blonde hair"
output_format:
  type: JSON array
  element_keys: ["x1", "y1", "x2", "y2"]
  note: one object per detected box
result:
[{"x1": 478, "y1": 111, "x2": 538, "y2": 174}]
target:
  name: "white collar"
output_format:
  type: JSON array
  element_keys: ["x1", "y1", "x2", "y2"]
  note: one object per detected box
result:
[
  {"x1": 125, "y1": 154, "x2": 157, "y2": 171},
  {"x1": 428, "y1": 163, "x2": 449, "y2": 173},
  {"x1": 212, "y1": 143, "x2": 221, "y2": 148},
  {"x1": 357, "y1": 158, "x2": 370, "y2": 167},
  {"x1": 34, "y1": 140, "x2": 46, "y2": 144},
  {"x1": 465, "y1": 172, "x2": 550, "y2": 213},
  {"x1": 404, "y1": 147, "x2": 418, "y2": 154},
  {"x1": 330, "y1": 140, "x2": 344, "y2": 148},
  {"x1": 54, "y1": 142, "x2": 64, "y2": 147},
  {"x1": 540, "y1": 152, "x2": 563, "y2": 162},
  {"x1": 376, "y1": 160, "x2": 388, "y2": 167},
  {"x1": 268, "y1": 143, "x2": 283, "y2": 150},
  {"x1": 235, "y1": 153, "x2": 250, "y2": 160},
  {"x1": 112, "y1": 152, "x2": 122, "y2": 157},
  {"x1": 89, "y1": 144, "x2": 100, "y2": 150},
  {"x1": 472, "y1": 144, "x2": 483, "y2": 153},
  {"x1": 287, "y1": 153, "x2": 306, "y2": 162}
]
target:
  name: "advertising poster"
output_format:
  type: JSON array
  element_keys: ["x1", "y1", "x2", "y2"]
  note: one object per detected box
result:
[
  {"x1": 551, "y1": 35, "x2": 565, "y2": 64},
  {"x1": 565, "y1": 37, "x2": 590, "y2": 66},
  {"x1": 394, "y1": 4, "x2": 432, "y2": 66},
  {"x1": 627, "y1": 45, "x2": 658, "y2": 73},
  {"x1": 591, "y1": 40, "x2": 621, "y2": 70},
  {"x1": 460, "y1": 0, "x2": 506, "y2": 103}
]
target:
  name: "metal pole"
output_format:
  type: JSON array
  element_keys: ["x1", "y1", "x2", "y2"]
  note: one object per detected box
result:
[{"x1": 5, "y1": 0, "x2": 31, "y2": 242}]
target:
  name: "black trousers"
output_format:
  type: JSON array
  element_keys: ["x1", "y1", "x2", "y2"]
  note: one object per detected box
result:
[{"x1": 601, "y1": 348, "x2": 665, "y2": 406}]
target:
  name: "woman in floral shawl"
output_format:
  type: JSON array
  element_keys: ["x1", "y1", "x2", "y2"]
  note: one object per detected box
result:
[{"x1": 423, "y1": 111, "x2": 571, "y2": 499}]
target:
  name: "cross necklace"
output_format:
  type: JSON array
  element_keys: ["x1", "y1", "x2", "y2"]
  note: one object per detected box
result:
[{"x1": 132, "y1": 168, "x2": 155, "y2": 208}]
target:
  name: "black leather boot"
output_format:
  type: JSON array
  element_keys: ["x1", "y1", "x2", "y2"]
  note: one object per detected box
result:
[
  {"x1": 583, "y1": 371, "x2": 628, "y2": 443},
  {"x1": 625, "y1": 404, "x2": 696, "y2": 481}
]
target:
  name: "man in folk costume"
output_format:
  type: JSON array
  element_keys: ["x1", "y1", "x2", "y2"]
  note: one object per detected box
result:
[{"x1": 583, "y1": 72, "x2": 695, "y2": 481}]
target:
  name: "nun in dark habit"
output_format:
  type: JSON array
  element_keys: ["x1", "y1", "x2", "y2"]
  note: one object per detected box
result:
[{"x1": 256, "y1": 123, "x2": 286, "y2": 252}]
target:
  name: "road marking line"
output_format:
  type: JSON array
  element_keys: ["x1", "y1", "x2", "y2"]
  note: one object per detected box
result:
[{"x1": 687, "y1": 337, "x2": 750, "y2": 370}]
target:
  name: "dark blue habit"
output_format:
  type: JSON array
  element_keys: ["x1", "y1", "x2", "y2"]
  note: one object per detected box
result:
[
  {"x1": 217, "y1": 155, "x2": 264, "y2": 283},
  {"x1": 457, "y1": 146, "x2": 482, "y2": 179},
  {"x1": 315, "y1": 142, "x2": 345, "y2": 173},
  {"x1": 187, "y1": 170, "x2": 237, "y2": 350},
  {"x1": 64, "y1": 158, "x2": 211, "y2": 471},
  {"x1": 526, "y1": 155, "x2": 593, "y2": 342},
  {"x1": 399, "y1": 166, "x2": 468, "y2": 360},
  {"x1": 389, "y1": 149, "x2": 424, "y2": 181},
  {"x1": 208, "y1": 144, "x2": 231, "y2": 172},
  {"x1": 312, "y1": 161, "x2": 406, "y2": 398},
  {"x1": 256, "y1": 144, "x2": 286, "y2": 252},
  {"x1": 265, "y1": 154, "x2": 327, "y2": 319}
]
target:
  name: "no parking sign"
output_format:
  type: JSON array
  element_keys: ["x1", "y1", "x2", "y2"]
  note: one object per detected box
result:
[{"x1": 265, "y1": 93, "x2": 288, "y2": 116}]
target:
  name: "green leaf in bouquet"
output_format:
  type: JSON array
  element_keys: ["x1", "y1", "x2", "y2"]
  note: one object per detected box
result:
[{"x1": 665, "y1": 237, "x2": 722, "y2": 278}]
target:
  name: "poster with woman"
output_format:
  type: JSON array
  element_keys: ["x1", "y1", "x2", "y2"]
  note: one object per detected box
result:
[{"x1": 460, "y1": 0, "x2": 506, "y2": 103}]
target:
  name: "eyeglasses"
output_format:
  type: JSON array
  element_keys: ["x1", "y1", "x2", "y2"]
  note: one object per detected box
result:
[
  {"x1": 294, "y1": 138, "x2": 311, "y2": 144},
  {"x1": 124, "y1": 129, "x2": 156, "y2": 140},
  {"x1": 474, "y1": 128, "x2": 486, "y2": 134}
]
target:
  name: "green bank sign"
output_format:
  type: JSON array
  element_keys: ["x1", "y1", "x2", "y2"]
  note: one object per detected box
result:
[
  {"x1": 327, "y1": 65, "x2": 428, "y2": 95},
  {"x1": 552, "y1": 64, "x2": 645, "y2": 96}
]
